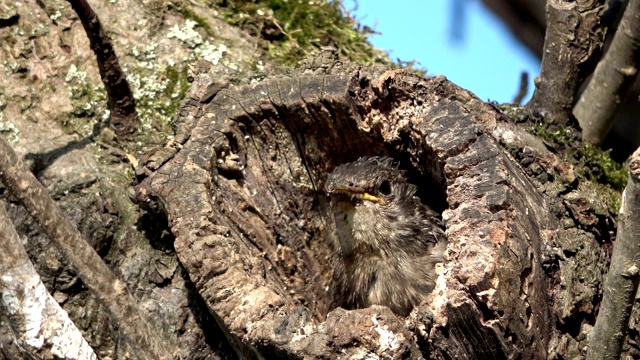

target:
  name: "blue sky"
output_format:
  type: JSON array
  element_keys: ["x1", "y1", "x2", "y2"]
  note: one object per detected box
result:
[{"x1": 345, "y1": 1, "x2": 541, "y2": 103}]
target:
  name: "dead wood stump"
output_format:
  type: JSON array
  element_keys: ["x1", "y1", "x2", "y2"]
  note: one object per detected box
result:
[{"x1": 134, "y1": 60, "x2": 619, "y2": 359}]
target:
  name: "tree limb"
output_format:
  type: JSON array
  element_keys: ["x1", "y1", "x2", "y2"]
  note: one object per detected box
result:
[
  {"x1": 0, "y1": 201, "x2": 97, "y2": 360},
  {"x1": 527, "y1": 0, "x2": 607, "y2": 124},
  {"x1": 481, "y1": 0, "x2": 546, "y2": 58},
  {"x1": 65, "y1": 0, "x2": 140, "y2": 139},
  {"x1": 587, "y1": 146, "x2": 640, "y2": 359},
  {"x1": 0, "y1": 135, "x2": 175, "y2": 360},
  {"x1": 573, "y1": 0, "x2": 640, "y2": 144}
]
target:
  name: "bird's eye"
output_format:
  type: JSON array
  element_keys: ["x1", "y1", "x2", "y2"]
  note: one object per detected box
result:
[{"x1": 378, "y1": 179, "x2": 391, "y2": 195}]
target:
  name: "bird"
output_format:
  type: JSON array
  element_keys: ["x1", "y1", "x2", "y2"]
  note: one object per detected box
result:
[{"x1": 324, "y1": 156, "x2": 447, "y2": 316}]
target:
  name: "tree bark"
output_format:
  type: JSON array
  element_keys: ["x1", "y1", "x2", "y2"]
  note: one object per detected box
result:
[
  {"x1": 134, "y1": 60, "x2": 627, "y2": 358},
  {"x1": 66, "y1": 0, "x2": 140, "y2": 139},
  {"x1": 0, "y1": 135, "x2": 175, "y2": 360},
  {"x1": 527, "y1": 0, "x2": 607, "y2": 124}
]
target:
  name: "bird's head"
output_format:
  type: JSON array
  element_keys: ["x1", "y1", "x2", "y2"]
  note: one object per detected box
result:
[
  {"x1": 325, "y1": 156, "x2": 423, "y2": 253},
  {"x1": 325, "y1": 156, "x2": 416, "y2": 208}
]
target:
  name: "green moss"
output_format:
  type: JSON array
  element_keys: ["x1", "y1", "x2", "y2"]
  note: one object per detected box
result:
[
  {"x1": 214, "y1": 0, "x2": 407, "y2": 69},
  {"x1": 122, "y1": 42, "x2": 191, "y2": 144},
  {"x1": 500, "y1": 103, "x2": 627, "y2": 194},
  {"x1": 179, "y1": 6, "x2": 215, "y2": 37},
  {"x1": 533, "y1": 124, "x2": 628, "y2": 193},
  {"x1": 494, "y1": 105, "x2": 625, "y2": 213},
  {"x1": 534, "y1": 124, "x2": 628, "y2": 218},
  {"x1": 162, "y1": 65, "x2": 191, "y2": 116},
  {"x1": 63, "y1": 64, "x2": 108, "y2": 136},
  {"x1": 582, "y1": 144, "x2": 628, "y2": 191}
]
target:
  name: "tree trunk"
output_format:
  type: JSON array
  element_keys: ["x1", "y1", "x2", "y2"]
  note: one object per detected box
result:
[{"x1": 133, "y1": 59, "x2": 630, "y2": 359}]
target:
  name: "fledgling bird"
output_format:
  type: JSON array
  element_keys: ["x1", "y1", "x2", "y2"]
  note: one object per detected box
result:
[{"x1": 325, "y1": 156, "x2": 447, "y2": 316}]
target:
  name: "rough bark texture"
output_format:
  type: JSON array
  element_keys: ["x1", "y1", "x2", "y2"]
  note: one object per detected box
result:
[
  {"x1": 134, "y1": 60, "x2": 629, "y2": 358},
  {"x1": 527, "y1": 0, "x2": 607, "y2": 124},
  {"x1": 0, "y1": 0, "x2": 636, "y2": 358},
  {"x1": 0, "y1": 0, "x2": 252, "y2": 358}
]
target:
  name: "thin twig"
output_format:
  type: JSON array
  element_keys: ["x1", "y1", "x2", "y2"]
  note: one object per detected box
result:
[
  {"x1": 66, "y1": 0, "x2": 140, "y2": 139},
  {"x1": 512, "y1": 71, "x2": 529, "y2": 105}
]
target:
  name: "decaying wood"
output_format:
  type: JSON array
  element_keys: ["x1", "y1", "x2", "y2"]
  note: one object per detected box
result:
[{"x1": 135, "y1": 61, "x2": 626, "y2": 358}]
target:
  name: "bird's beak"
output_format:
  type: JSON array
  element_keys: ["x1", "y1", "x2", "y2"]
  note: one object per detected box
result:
[
  {"x1": 329, "y1": 186, "x2": 387, "y2": 205},
  {"x1": 361, "y1": 192, "x2": 386, "y2": 204}
]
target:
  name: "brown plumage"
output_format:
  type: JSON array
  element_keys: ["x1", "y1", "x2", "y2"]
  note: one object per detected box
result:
[{"x1": 325, "y1": 156, "x2": 447, "y2": 316}]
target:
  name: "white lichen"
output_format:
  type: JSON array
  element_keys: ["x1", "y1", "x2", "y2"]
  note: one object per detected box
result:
[
  {"x1": 371, "y1": 315, "x2": 403, "y2": 354},
  {"x1": 167, "y1": 20, "x2": 203, "y2": 48},
  {"x1": 0, "y1": 112, "x2": 20, "y2": 143},
  {"x1": 49, "y1": 10, "x2": 61, "y2": 21},
  {"x1": 4, "y1": 61, "x2": 19, "y2": 73},
  {"x1": 65, "y1": 64, "x2": 87, "y2": 83},
  {"x1": 167, "y1": 20, "x2": 227, "y2": 64},
  {"x1": 196, "y1": 43, "x2": 227, "y2": 65}
]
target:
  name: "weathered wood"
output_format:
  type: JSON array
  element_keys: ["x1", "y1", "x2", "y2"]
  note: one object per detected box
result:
[{"x1": 135, "y1": 61, "x2": 621, "y2": 358}]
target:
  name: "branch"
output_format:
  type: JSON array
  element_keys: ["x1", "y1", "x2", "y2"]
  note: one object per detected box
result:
[
  {"x1": 573, "y1": 0, "x2": 640, "y2": 144},
  {"x1": 0, "y1": 135, "x2": 175, "y2": 360},
  {"x1": 512, "y1": 71, "x2": 529, "y2": 105},
  {"x1": 586, "y1": 146, "x2": 640, "y2": 360},
  {"x1": 65, "y1": 0, "x2": 140, "y2": 139},
  {"x1": 527, "y1": 0, "x2": 607, "y2": 124},
  {"x1": 0, "y1": 201, "x2": 97, "y2": 360}
]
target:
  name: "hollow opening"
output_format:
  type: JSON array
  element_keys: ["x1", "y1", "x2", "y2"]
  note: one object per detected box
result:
[
  {"x1": 249, "y1": 144, "x2": 449, "y2": 319},
  {"x1": 208, "y1": 89, "x2": 452, "y2": 318}
]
